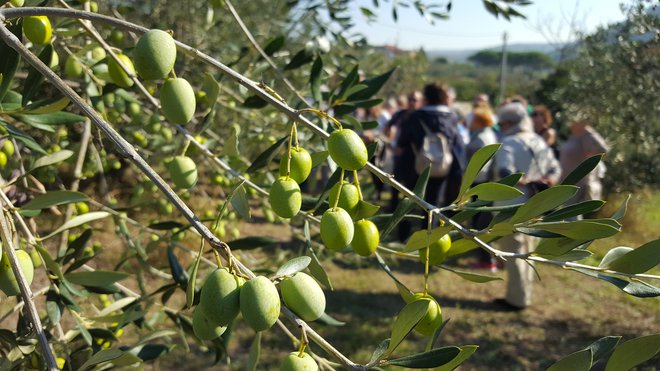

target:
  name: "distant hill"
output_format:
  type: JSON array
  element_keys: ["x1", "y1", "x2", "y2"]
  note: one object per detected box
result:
[{"x1": 426, "y1": 42, "x2": 563, "y2": 63}]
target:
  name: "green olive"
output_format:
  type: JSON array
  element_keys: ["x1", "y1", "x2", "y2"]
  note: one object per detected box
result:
[
  {"x1": 65, "y1": 56, "x2": 84, "y2": 79},
  {"x1": 279, "y1": 147, "x2": 312, "y2": 184},
  {"x1": 160, "y1": 78, "x2": 196, "y2": 124},
  {"x1": 327, "y1": 129, "x2": 368, "y2": 171},
  {"x1": 269, "y1": 177, "x2": 301, "y2": 219},
  {"x1": 320, "y1": 207, "x2": 354, "y2": 251},
  {"x1": 418, "y1": 234, "x2": 452, "y2": 266},
  {"x1": 22, "y1": 16, "x2": 52, "y2": 46},
  {"x1": 192, "y1": 308, "x2": 227, "y2": 340},
  {"x1": 107, "y1": 54, "x2": 135, "y2": 88},
  {"x1": 133, "y1": 29, "x2": 177, "y2": 80},
  {"x1": 280, "y1": 272, "x2": 325, "y2": 321},
  {"x1": 279, "y1": 352, "x2": 319, "y2": 371},
  {"x1": 0, "y1": 250, "x2": 34, "y2": 296},
  {"x1": 351, "y1": 219, "x2": 379, "y2": 256},
  {"x1": 328, "y1": 181, "x2": 359, "y2": 217},
  {"x1": 199, "y1": 268, "x2": 244, "y2": 326},
  {"x1": 167, "y1": 156, "x2": 198, "y2": 189},
  {"x1": 411, "y1": 293, "x2": 443, "y2": 336},
  {"x1": 239, "y1": 276, "x2": 281, "y2": 332}
]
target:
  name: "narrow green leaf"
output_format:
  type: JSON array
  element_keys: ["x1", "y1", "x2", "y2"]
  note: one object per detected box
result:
[
  {"x1": 570, "y1": 268, "x2": 660, "y2": 298},
  {"x1": 337, "y1": 65, "x2": 359, "y2": 100},
  {"x1": 456, "y1": 143, "x2": 500, "y2": 202},
  {"x1": 0, "y1": 20, "x2": 21, "y2": 101},
  {"x1": 230, "y1": 184, "x2": 250, "y2": 219},
  {"x1": 427, "y1": 319, "x2": 451, "y2": 351},
  {"x1": 381, "y1": 167, "x2": 430, "y2": 240},
  {"x1": 242, "y1": 95, "x2": 268, "y2": 108},
  {"x1": 0, "y1": 120, "x2": 46, "y2": 154},
  {"x1": 222, "y1": 125, "x2": 239, "y2": 156},
  {"x1": 186, "y1": 242, "x2": 203, "y2": 308},
  {"x1": 246, "y1": 332, "x2": 261, "y2": 371},
  {"x1": 561, "y1": 154, "x2": 603, "y2": 186},
  {"x1": 442, "y1": 267, "x2": 502, "y2": 283},
  {"x1": 21, "y1": 190, "x2": 87, "y2": 211},
  {"x1": 262, "y1": 35, "x2": 285, "y2": 56},
  {"x1": 463, "y1": 182, "x2": 523, "y2": 202},
  {"x1": 386, "y1": 346, "x2": 461, "y2": 368},
  {"x1": 310, "y1": 151, "x2": 328, "y2": 168},
  {"x1": 599, "y1": 247, "x2": 633, "y2": 268},
  {"x1": 536, "y1": 249, "x2": 592, "y2": 262},
  {"x1": 386, "y1": 300, "x2": 430, "y2": 355},
  {"x1": 305, "y1": 221, "x2": 332, "y2": 290},
  {"x1": 22, "y1": 44, "x2": 52, "y2": 105},
  {"x1": 611, "y1": 194, "x2": 631, "y2": 221},
  {"x1": 405, "y1": 226, "x2": 452, "y2": 252},
  {"x1": 588, "y1": 336, "x2": 621, "y2": 364},
  {"x1": 548, "y1": 349, "x2": 592, "y2": 371},
  {"x1": 246, "y1": 136, "x2": 287, "y2": 173},
  {"x1": 354, "y1": 199, "x2": 380, "y2": 220},
  {"x1": 543, "y1": 200, "x2": 606, "y2": 222},
  {"x1": 97, "y1": 297, "x2": 138, "y2": 317},
  {"x1": 435, "y1": 345, "x2": 479, "y2": 371},
  {"x1": 498, "y1": 172, "x2": 524, "y2": 186},
  {"x1": 605, "y1": 334, "x2": 660, "y2": 371},
  {"x1": 510, "y1": 185, "x2": 579, "y2": 224},
  {"x1": 606, "y1": 239, "x2": 660, "y2": 274},
  {"x1": 534, "y1": 237, "x2": 587, "y2": 257},
  {"x1": 65, "y1": 271, "x2": 130, "y2": 288},
  {"x1": 79, "y1": 349, "x2": 124, "y2": 371},
  {"x1": 309, "y1": 56, "x2": 323, "y2": 103},
  {"x1": 167, "y1": 246, "x2": 188, "y2": 286},
  {"x1": 527, "y1": 220, "x2": 620, "y2": 240},
  {"x1": 316, "y1": 312, "x2": 346, "y2": 326},
  {"x1": 228, "y1": 236, "x2": 276, "y2": 250},
  {"x1": 16, "y1": 111, "x2": 86, "y2": 126},
  {"x1": 347, "y1": 68, "x2": 395, "y2": 101},
  {"x1": 284, "y1": 48, "x2": 315, "y2": 70},
  {"x1": 22, "y1": 96, "x2": 70, "y2": 114},
  {"x1": 41, "y1": 211, "x2": 111, "y2": 240},
  {"x1": 31, "y1": 150, "x2": 74, "y2": 170},
  {"x1": 276, "y1": 256, "x2": 311, "y2": 276},
  {"x1": 370, "y1": 339, "x2": 391, "y2": 364},
  {"x1": 202, "y1": 73, "x2": 220, "y2": 108}
]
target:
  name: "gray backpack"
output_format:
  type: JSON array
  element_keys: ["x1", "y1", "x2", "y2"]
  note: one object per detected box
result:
[{"x1": 414, "y1": 122, "x2": 453, "y2": 177}]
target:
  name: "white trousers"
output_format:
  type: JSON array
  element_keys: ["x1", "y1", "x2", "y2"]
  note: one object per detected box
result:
[{"x1": 497, "y1": 233, "x2": 535, "y2": 307}]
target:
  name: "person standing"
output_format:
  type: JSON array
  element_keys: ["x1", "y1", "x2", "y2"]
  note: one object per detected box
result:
[
  {"x1": 466, "y1": 102, "x2": 499, "y2": 271},
  {"x1": 559, "y1": 117, "x2": 609, "y2": 205},
  {"x1": 531, "y1": 105, "x2": 558, "y2": 158},
  {"x1": 494, "y1": 102, "x2": 561, "y2": 309},
  {"x1": 397, "y1": 83, "x2": 466, "y2": 207}
]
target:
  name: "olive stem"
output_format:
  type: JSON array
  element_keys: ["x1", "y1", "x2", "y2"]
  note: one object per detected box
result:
[
  {"x1": 352, "y1": 170, "x2": 363, "y2": 200},
  {"x1": 286, "y1": 122, "x2": 295, "y2": 177},
  {"x1": 423, "y1": 210, "x2": 433, "y2": 295},
  {"x1": 0, "y1": 210, "x2": 59, "y2": 370},
  {"x1": 181, "y1": 139, "x2": 191, "y2": 157},
  {"x1": 292, "y1": 122, "x2": 300, "y2": 149},
  {"x1": 213, "y1": 249, "x2": 224, "y2": 269},
  {"x1": 332, "y1": 168, "x2": 345, "y2": 211},
  {"x1": 298, "y1": 108, "x2": 342, "y2": 130},
  {"x1": 297, "y1": 325, "x2": 309, "y2": 357}
]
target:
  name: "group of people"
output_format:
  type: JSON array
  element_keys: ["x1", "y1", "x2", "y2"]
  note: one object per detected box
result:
[{"x1": 361, "y1": 83, "x2": 609, "y2": 310}]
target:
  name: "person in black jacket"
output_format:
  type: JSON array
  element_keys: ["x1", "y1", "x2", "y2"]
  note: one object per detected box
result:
[
  {"x1": 396, "y1": 83, "x2": 466, "y2": 207},
  {"x1": 394, "y1": 83, "x2": 466, "y2": 241}
]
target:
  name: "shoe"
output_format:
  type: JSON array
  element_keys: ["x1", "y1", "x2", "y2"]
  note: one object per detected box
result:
[{"x1": 493, "y1": 298, "x2": 526, "y2": 311}]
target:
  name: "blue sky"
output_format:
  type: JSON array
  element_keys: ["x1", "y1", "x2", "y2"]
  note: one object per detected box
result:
[{"x1": 348, "y1": 0, "x2": 629, "y2": 50}]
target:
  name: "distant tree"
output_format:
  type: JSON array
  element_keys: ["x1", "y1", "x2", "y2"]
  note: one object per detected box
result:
[
  {"x1": 434, "y1": 56, "x2": 449, "y2": 64},
  {"x1": 468, "y1": 50, "x2": 555, "y2": 69}
]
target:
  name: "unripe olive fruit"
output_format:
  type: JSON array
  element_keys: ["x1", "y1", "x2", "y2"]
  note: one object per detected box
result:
[
  {"x1": 110, "y1": 30, "x2": 124, "y2": 45},
  {"x1": 280, "y1": 272, "x2": 325, "y2": 321},
  {"x1": 417, "y1": 234, "x2": 451, "y2": 266},
  {"x1": 0, "y1": 250, "x2": 34, "y2": 296},
  {"x1": 160, "y1": 78, "x2": 196, "y2": 124},
  {"x1": 192, "y1": 308, "x2": 227, "y2": 341},
  {"x1": 199, "y1": 268, "x2": 244, "y2": 326},
  {"x1": 411, "y1": 293, "x2": 443, "y2": 336},
  {"x1": 90, "y1": 46, "x2": 106, "y2": 63},
  {"x1": 2, "y1": 140, "x2": 15, "y2": 156},
  {"x1": 75, "y1": 202, "x2": 89, "y2": 214},
  {"x1": 279, "y1": 352, "x2": 319, "y2": 371},
  {"x1": 351, "y1": 219, "x2": 379, "y2": 256},
  {"x1": 107, "y1": 54, "x2": 135, "y2": 88},
  {"x1": 133, "y1": 30, "x2": 177, "y2": 80},
  {"x1": 29, "y1": 249, "x2": 43, "y2": 268},
  {"x1": 269, "y1": 177, "x2": 301, "y2": 219},
  {"x1": 10, "y1": 0, "x2": 25, "y2": 7},
  {"x1": 0, "y1": 152, "x2": 7, "y2": 168},
  {"x1": 328, "y1": 181, "x2": 359, "y2": 217},
  {"x1": 320, "y1": 208, "x2": 354, "y2": 251},
  {"x1": 167, "y1": 156, "x2": 198, "y2": 189},
  {"x1": 327, "y1": 129, "x2": 368, "y2": 171},
  {"x1": 239, "y1": 276, "x2": 280, "y2": 332},
  {"x1": 279, "y1": 147, "x2": 312, "y2": 184},
  {"x1": 64, "y1": 56, "x2": 84, "y2": 78},
  {"x1": 22, "y1": 16, "x2": 52, "y2": 46},
  {"x1": 49, "y1": 50, "x2": 59, "y2": 69}
]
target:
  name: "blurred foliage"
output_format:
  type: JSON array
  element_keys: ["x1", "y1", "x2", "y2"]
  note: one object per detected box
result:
[
  {"x1": 538, "y1": 1, "x2": 659, "y2": 191},
  {"x1": 468, "y1": 50, "x2": 554, "y2": 69}
]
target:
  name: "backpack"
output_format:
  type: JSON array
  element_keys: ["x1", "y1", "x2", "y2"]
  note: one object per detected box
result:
[{"x1": 414, "y1": 121, "x2": 453, "y2": 177}]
